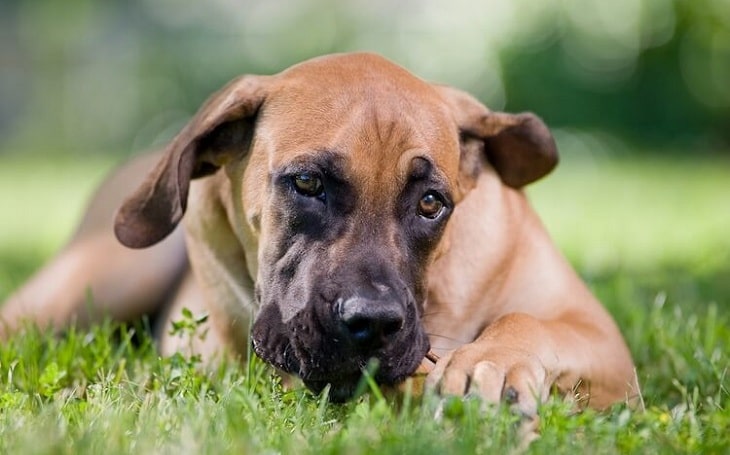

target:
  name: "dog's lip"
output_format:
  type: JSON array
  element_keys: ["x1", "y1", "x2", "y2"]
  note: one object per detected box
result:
[
  {"x1": 251, "y1": 336, "x2": 301, "y2": 374},
  {"x1": 251, "y1": 330, "x2": 394, "y2": 383},
  {"x1": 297, "y1": 338, "x2": 430, "y2": 389}
]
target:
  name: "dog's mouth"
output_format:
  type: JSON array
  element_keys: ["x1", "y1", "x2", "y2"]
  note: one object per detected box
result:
[
  {"x1": 255, "y1": 340, "x2": 429, "y2": 402},
  {"x1": 298, "y1": 345, "x2": 429, "y2": 402},
  {"x1": 251, "y1": 301, "x2": 430, "y2": 401},
  {"x1": 294, "y1": 352, "x2": 427, "y2": 402}
]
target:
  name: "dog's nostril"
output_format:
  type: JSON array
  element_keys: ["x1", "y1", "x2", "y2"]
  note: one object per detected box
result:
[
  {"x1": 343, "y1": 315, "x2": 402, "y2": 347},
  {"x1": 339, "y1": 298, "x2": 404, "y2": 348},
  {"x1": 345, "y1": 317, "x2": 376, "y2": 343}
]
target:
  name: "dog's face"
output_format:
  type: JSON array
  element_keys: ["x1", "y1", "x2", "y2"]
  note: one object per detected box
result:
[
  {"x1": 114, "y1": 53, "x2": 558, "y2": 401},
  {"x1": 244, "y1": 61, "x2": 463, "y2": 400}
]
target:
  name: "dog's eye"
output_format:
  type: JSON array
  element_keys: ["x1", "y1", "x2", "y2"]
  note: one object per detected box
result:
[
  {"x1": 417, "y1": 191, "x2": 445, "y2": 219},
  {"x1": 292, "y1": 173, "x2": 324, "y2": 198}
]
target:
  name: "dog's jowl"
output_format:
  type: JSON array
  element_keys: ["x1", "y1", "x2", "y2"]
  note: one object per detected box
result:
[{"x1": 1, "y1": 53, "x2": 639, "y2": 414}]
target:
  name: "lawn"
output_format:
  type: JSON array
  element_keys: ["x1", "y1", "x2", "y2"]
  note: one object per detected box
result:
[{"x1": 0, "y1": 150, "x2": 728, "y2": 454}]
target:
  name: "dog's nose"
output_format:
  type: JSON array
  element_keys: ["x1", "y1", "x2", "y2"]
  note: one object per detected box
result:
[{"x1": 338, "y1": 297, "x2": 405, "y2": 349}]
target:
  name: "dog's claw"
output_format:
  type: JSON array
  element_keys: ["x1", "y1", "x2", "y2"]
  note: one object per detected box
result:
[{"x1": 504, "y1": 386, "x2": 519, "y2": 404}]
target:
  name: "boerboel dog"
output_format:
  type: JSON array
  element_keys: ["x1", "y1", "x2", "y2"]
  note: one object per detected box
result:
[{"x1": 1, "y1": 53, "x2": 638, "y2": 415}]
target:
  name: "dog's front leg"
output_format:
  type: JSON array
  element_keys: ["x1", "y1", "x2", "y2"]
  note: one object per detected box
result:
[
  {"x1": 160, "y1": 176, "x2": 257, "y2": 360},
  {"x1": 426, "y1": 310, "x2": 639, "y2": 417}
]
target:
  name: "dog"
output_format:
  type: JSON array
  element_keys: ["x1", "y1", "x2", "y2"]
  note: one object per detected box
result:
[{"x1": 0, "y1": 52, "x2": 638, "y2": 414}]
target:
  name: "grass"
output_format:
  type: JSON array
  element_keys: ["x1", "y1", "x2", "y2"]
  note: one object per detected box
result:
[{"x1": 0, "y1": 151, "x2": 728, "y2": 454}]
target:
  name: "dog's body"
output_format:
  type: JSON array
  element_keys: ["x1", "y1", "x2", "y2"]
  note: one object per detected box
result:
[{"x1": 1, "y1": 53, "x2": 638, "y2": 413}]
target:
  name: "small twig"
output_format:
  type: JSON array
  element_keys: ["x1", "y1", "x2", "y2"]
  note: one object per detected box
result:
[{"x1": 425, "y1": 350, "x2": 440, "y2": 364}]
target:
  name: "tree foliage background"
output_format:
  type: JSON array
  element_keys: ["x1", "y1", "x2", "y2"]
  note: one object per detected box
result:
[{"x1": 0, "y1": 0, "x2": 728, "y2": 157}]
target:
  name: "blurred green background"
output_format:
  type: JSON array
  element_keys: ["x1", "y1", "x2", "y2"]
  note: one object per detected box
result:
[
  {"x1": 1, "y1": 0, "x2": 729, "y2": 157},
  {"x1": 0, "y1": 0, "x2": 729, "y2": 287}
]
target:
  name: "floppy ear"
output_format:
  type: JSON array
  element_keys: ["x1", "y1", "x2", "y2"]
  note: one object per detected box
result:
[
  {"x1": 436, "y1": 85, "x2": 558, "y2": 188},
  {"x1": 114, "y1": 75, "x2": 270, "y2": 248}
]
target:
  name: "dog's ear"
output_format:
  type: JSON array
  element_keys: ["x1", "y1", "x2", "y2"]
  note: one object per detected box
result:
[
  {"x1": 436, "y1": 85, "x2": 558, "y2": 188},
  {"x1": 114, "y1": 75, "x2": 270, "y2": 248}
]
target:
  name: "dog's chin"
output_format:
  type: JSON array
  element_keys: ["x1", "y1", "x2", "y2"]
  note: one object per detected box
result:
[
  {"x1": 294, "y1": 339, "x2": 429, "y2": 402},
  {"x1": 303, "y1": 376, "x2": 362, "y2": 403},
  {"x1": 254, "y1": 333, "x2": 429, "y2": 402},
  {"x1": 300, "y1": 358, "x2": 419, "y2": 403}
]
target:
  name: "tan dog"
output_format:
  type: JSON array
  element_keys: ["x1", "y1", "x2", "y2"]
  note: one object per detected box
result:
[{"x1": 1, "y1": 53, "x2": 638, "y2": 413}]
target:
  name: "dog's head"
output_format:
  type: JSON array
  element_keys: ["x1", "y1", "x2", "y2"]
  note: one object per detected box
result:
[{"x1": 114, "y1": 53, "x2": 557, "y2": 401}]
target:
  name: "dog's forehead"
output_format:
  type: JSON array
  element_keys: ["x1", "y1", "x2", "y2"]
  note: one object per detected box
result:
[{"x1": 256, "y1": 53, "x2": 461, "y2": 183}]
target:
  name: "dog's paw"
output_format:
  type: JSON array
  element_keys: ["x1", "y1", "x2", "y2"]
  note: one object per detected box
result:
[{"x1": 425, "y1": 343, "x2": 551, "y2": 418}]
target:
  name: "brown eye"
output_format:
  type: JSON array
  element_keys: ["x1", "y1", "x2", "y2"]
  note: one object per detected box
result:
[
  {"x1": 292, "y1": 173, "x2": 324, "y2": 197},
  {"x1": 417, "y1": 192, "x2": 444, "y2": 219}
]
